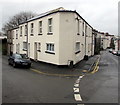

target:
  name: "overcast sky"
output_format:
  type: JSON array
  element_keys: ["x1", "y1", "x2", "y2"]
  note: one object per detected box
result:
[{"x1": 0, "y1": 0, "x2": 119, "y2": 35}]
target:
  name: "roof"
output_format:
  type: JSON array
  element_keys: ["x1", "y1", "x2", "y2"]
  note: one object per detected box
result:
[{"x1": 18, "y1": 7, "x2": 93, "y2": 28}]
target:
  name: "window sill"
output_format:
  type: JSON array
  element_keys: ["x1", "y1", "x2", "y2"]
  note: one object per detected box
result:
[
  {"x1": 37, "y1": 50, "x2": 41, "y2": 52},
  {"x1": 30, "y1": 34, "x2": 34, "y2": 36},
  {"x1": 45, "y1": 51, "x2": 55, "y2": 55},
  {"x1": 75, "y1": 51, "x2": 81, "y2": 54},
  {"x1": 23, "y1": 49, "x2": 27, "y2": 51},
  {"x1": 38, "y1": 33, "x2": 43, "y2": 35},
  {"x1": 47, "y1": 33, "x2": 53, "y2": 35}
]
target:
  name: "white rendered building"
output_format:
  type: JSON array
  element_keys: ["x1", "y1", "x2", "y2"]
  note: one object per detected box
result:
[{"x1": 8, "y1": 8, "x2": 94, "y2": 66}]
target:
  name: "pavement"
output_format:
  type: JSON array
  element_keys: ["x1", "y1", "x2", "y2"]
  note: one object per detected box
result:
[{"x1": 30, "y1": 54, "x2": 100, "y2": 77}]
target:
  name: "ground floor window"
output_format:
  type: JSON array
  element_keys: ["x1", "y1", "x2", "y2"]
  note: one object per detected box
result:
[
  {"x1": 88, "y1": 43, "x2": 91, "y2": 52},
  {"x1": 23, "y1": 42, "x2": 27, "y2": 51},
  {"x1": 75, "y1": 42, "x2": 80, "y2": 54},
  {"x1": 16, "y1": 43, "x2": 20, "y2": 53},
  {"x1": 46, "y1": 43, "x2": 55, "y2": 54},
  {"x1": 37, "y1": 42, "x2": 41, "y2": 52}
]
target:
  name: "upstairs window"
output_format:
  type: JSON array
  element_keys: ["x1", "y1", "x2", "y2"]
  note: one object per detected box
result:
[
  {"x1": 82, "y1": 22, "x2": 84, "y2": 36},
  {"x1": 25, "y1": 25, "x2": 27, "y2": 36},
  {"x1": 75, "y1": 42, "x2": 80, "y2": 54},
  {"x1": 85, "y1": 25, "x2": 87, "y2": 37},
  {"x1": 16, "y1": 30, "x2": 18, "y2": 39},
  {"x1": 31, "y1": 23, "x2": 34, "y2": 35},
  {"x1": 20, "y1": 26, "x2": 22, "y2": 36},
  {"x1": 39, "y1": 21, "x2": 42, "y2": 35},
  {"x1": 48, "y1": 18, "x2": 53, "y2": 34},
  {"x1": 77, "y1": 18, "x2": 80, "y2": 35}
]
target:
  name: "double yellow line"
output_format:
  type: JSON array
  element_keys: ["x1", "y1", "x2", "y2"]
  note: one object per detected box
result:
[
  {"x1": 91, "y1": 57, "x2": 100, "y2": 74},
  {"x1": 31, "y1": 68, "x2": 83, "y2": 77}
]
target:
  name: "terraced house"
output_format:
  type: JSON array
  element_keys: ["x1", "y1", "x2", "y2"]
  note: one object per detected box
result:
[{"x1": 7, "y1": 7, "x2": 94, "y2": 66}]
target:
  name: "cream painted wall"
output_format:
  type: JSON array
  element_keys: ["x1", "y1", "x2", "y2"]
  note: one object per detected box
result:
[
  {"x1": 13, "y1": 24, "x2": 27, "y2": 54},
  {"x1": 12, "y1": 11, "x2": 94, "y2": 65},
  {"x1": 59, "y1": 12, "x2": 75, "y2": 65},
  {"x1": 59, "y1": 12, "x2": 93, "y2": 65},
  {"x1": 28, "y1": 13, "x2": 60, "y2": 65}
]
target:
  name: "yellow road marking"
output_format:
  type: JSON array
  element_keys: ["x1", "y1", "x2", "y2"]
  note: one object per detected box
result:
[
  {"x1": 31, "y1": 56, "x2": 101, "y2": 76},
  {"x1": 90, "y1": 56, "x2": 100, "y2": 74},
  {"x1": 30, "y1": 68, "x2": 84, "y2": 77}
]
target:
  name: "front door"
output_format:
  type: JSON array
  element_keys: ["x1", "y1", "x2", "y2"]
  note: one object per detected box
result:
[
  {"x1": 28, "y1": 43, "x2": 30, "y2": 58},
  {"x1": 34, "y1": 42, "x2": 37, "y2": 60}
]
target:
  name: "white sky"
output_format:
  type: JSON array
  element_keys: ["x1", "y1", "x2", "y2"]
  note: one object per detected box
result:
[{"x1": 0, "y1": 0, "x2": 119, "y2": 35}]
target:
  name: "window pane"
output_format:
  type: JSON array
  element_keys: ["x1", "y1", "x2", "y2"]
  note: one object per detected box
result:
[
  {"x1": 31, "y1": 23, "x2": 34, "y2": 34},
  {"x1": 37, "y1": 43, "x2": 41, "y2": 50},
  {"x1": 16, "y1": 30, "x2": 18, "y2": 39},
  {"x1": 31, "y1": 23, "x2": 34, "y2": 28},
  {"x1": 49, "y1": 26, "x2": 52, "y2": 32},
  {"x1": 25, "y1": 25, "x2": 27, "y2": 35},
  {"x1": 46, "y1": 43, "x2": 54, "y2": 52},
  {"x1": 52, "y1": 44, "x2": 54, "y2": 51},
  {"x1": 48, "y1": 18, "x2": 52, "y2": 33},
  {"x1": 23, "y1": 42, "x2": 27, "y2": 49},
  {"x1": 76, "y1": 42, "x2": 80, "y2": 52},
  {"x1": 48, "y1": 18, "x2": 52, "y2": 25},
  {"x1": 39, "y1": 21, "x2": 42, "y2": 27},
  {"x1": 47, "y1": 44, "x2": 49, "y2": 50},
  {"x1": 40, "y1": 28, "x2": 42, "y2": 33},
  {"x1": 20, "y1": 26, "x2": 22, "y2": 35}
]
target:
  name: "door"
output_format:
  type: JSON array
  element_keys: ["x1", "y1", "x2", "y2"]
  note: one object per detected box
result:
[
  {"x1": 34, "y1": 42, "x2": 37, "y2": 60},
  {"x1": 28, "y1": 43, "x2": 30, "y2": 58}
]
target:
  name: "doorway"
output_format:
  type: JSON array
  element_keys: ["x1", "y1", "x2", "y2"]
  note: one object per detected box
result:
[{"x1": 34, "y1": 42, "x2": 37, "y2": 60}]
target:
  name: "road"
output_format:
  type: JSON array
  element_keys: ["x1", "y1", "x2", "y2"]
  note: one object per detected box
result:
[
  {"x1": 2, "y1": 50, "x2": 118, "y2": 104},
  {"x1": 80, "y1": 50, "x2": 118, "y2": 103}
]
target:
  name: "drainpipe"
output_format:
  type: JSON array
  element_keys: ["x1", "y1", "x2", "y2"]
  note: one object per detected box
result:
[
  {"x1": 91, "y1": 29, "x2": 93, "y2": 56},
  {"x1": 85, "y1": 25, "x2": 86, "y2": 56},
  {"x1": 26, "y1": 21, "x2": 28, "y2": 57}
]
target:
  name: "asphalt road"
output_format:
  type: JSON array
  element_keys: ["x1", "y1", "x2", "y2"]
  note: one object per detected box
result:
[
  {"x1": 2, "y1": 57, "x2": 77, "y2": 103},
  {"x1": 80, "y1": 50, "x2": 118, "y2": 103},
  {"x1": 2, "y1": 50, "x2": 119, "y2": 104}
]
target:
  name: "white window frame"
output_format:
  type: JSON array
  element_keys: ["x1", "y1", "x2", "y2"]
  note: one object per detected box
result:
[
  {"x1": 85, "y1": 25, "x2": 87, "y2": 37},
  {"x1": 16, "y1": 43, "x2": 20, "y2": 53},
  {"x1": 31, "y1": 23, "x2": 34, "y2": 35},
  {"x1": 37, "y1": 42, "x2": 41, "y2": 52},
  {"x1": 88, "y1": 43, "x2": 91, "y2": 52},
  {"x1": 23, "y1": 42, "x2": 27, "y2": 51},
  {"x1": 48, "y1": 18, "x2": 53, "y2": 33},
  {"x1": 25, "y1": 25, "x2": 27, "y2": 36},
  {"x1": 46, "y1": 43, "x2": 54, "y2": 53},
  {"x1": 20, "y1": 26, "x2": 22, "y2": 36},
  {"x1": 82, "y1": 22, "x2": 84, "y2": 36},
  {"x1": 75, "y1": 42, "x2": 80, "y2": 54},
  {"x1": 77, "y1": 18, "x2": 80, "y2": 35},
  {"x1": 39, "y1": 21, "x2": 42, "y2": 34},
  {"x1": 16, "y1": 30, "x2": 18, "y2": 39}
]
